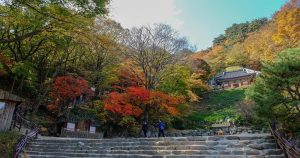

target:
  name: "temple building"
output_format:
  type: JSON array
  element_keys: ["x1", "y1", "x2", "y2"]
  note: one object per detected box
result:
[{"x1": 211, "y1": 68, "x2": 260, "y2": 89}]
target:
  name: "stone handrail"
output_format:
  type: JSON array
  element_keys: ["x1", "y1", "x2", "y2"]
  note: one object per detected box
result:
[
  {"x1": 269, "y1": 122, "x2": 300, "y2": 158},
  {"x1": 13, "y1": 112, "x2": 38, "y2": 158}
]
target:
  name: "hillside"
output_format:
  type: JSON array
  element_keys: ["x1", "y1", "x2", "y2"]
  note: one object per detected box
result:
[
  {"x1": 186, "y1": 88, "x2": 251, "y2": 128},
  {"x1": 189, "y1": 0, "x2": 300, "y2": 73}
]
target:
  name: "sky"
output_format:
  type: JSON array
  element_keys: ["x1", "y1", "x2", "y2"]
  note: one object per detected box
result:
[{"x1": 109, "y1": 0, "x2": 288, "y2": 50}]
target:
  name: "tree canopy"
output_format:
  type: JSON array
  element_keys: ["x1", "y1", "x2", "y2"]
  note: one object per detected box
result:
[
  {"x1": 0, "y1": 0, "x2": 299, "y2": 137},
  {"x1": 247, "y1": 48, "x2": 300, "y2": 123}
]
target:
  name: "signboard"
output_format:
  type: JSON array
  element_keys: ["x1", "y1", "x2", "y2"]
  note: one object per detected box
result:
[
  {"x1": 90, "y1": 126, "x2": 96, "y2": 133},
  {"x1": 66, "y1": 122, "x2": 75, "y2": 131}
]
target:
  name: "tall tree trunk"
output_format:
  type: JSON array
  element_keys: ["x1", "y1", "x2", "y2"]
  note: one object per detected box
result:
[
  {"x1": 10, "y1": 77, "x2": 16, "y2": 94},
  {"x1": 33, "y1": 66, "x2": 59, "y2": 114},
  {"x1": 17, "y1": 75, "x2": 25, "y2": 92}
]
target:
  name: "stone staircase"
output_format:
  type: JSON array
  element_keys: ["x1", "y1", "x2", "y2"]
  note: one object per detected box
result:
[{"x1": 20, "y1": 133, "x2": 284, "y2": 158}]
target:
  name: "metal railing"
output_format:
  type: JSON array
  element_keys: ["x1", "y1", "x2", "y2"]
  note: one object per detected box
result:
[
  {"x1": 269, "y1": 122, "x2": 300, "y2": 158},
  {"x1": 13, "y1": 112, "x2": 38, "y2": 158}
]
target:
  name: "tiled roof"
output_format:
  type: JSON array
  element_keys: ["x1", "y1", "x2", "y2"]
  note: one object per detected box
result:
[{"x1": 215, "y1": 69, "x2": 258, "y2": 81}]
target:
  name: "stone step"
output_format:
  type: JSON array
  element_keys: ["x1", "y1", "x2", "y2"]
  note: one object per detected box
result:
[
  {"x1": 27, "y1": 141, "x2": 224, "y2": 147},
  {"x1": 29, "y1": 138, "x2": 276, "y2": 144},
  {"x1": 21, "y1": 134, "x2": 283, "y2": 158},
  {"x1": 23, "y1": 149, "x2": 283, "y2": 156},
  {"x1": 28, "y1": 139, "x2": 276, "y2": 145},
  {"x1": 20, "y1": 154, "x2": 285, "y2": 158},
  {"x1": 26, "y1": 145, "x2": 217, "y2": 151},
  {"x1": 26, "y1": 141, "x2": 277, "y2": 150},
  {"x1": 32, "y1": 134, "x2": 274, "y2": 142},
  {"x1": 26, "y1": 143, "x2": 278, "y2": 151},
  {"x1": 28, "y1": 139, "x2": 276, "y2": 146}
]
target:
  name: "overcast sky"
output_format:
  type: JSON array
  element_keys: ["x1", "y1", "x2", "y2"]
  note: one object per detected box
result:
[{"x1": 109, "y1": 0, "x2": 287, "y2": 50}]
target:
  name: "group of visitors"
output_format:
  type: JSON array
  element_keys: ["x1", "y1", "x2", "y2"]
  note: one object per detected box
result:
[{"x1": 141, "y1": 119, "x2": 165, "y2": 137}]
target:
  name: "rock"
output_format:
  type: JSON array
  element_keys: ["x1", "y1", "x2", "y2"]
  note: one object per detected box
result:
[
  {"x1": 218, "y1": 150, "x2": 231, "y2": 155},
  {"x1": 212, "y1": 145, "x2": 227, "y2": 150},
  {"x1": 227, "y1": 143, "x2": 243, "y2": 148},
  {"x1": 232, "y1": 150, "x2": 244, "y2": 155},
  {"x1": 240, "y1": 140, "x2": 252, "y2": 145},
  {"x1": 225, "y1": 135, "x2": 239, "y2": 140},
  {"x1": 208, "y1": 136, "x2": 223, "y2": 141},
  {"x1": 262, "y1": 143, "x2": 276, "y2": 149},
  {"x1": 40, "y1": 127, "x2": 48, "y2": 132},
  {"x1": 78, "y1": 141, "x2": 85, "y2": 146},
  {"x1": 265, "y1": 149, "x2": 283, "y2": 155},
  {"x1": 248, "y1": 144, "x2": 263, "y2": 150},
  {"x1": 245, "y1": 149, "x2": 261, "y2": 155}
]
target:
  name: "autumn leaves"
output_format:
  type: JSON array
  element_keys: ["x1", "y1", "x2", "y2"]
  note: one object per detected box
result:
[{"x1": 104, "y1": 87, "x2": 182, "y2": 118}]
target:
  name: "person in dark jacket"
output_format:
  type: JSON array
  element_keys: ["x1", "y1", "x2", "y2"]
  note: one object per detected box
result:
[
  {"x1": 156, "y1": 119, "x2": 165, "y2": 137},
  {"x1": 142, "y1": 122, "x2": 148, "y2": 137}
]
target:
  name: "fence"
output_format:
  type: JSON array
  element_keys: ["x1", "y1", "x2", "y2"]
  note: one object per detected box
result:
[
  {"x1": 13, "y1": 112, "x2": 38, "y2": 158},
  {"x1": 269, "y1": 122, "x2": 300, "y2": 158}
]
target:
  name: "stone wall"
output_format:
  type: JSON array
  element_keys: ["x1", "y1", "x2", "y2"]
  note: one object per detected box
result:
[
  {"x1": 146, "y1": 127, "x2": 270, "y2": 137},
  {"x1": 61, "y1": 128, "x2": 103, "y2": 139}
]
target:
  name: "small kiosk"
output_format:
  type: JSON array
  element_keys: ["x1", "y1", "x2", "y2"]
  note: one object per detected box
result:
[{"x1": 0, "y1": 89, "x2": 26, "y2": 131}]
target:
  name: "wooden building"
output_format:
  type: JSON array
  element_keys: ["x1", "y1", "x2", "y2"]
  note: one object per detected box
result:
[
  {"x1": 0, "y1": 89, "x2": 26, "y2": 131},
  {"x1": 211, "y1": 68, "x2": 260, "y2": 89}
]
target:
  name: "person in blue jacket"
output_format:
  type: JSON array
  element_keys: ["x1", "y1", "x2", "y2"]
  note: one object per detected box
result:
[{"x1": 156, "y1": 119, "x2": 165, "y2": 137}]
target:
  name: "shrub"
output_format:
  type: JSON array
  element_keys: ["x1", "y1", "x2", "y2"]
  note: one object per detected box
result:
[{"x1": 0, "y1": 131, "x2": 21, "y2": 157}]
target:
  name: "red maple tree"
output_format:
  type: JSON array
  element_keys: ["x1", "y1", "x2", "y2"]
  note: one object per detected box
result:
[
  {"x1": 111, "y1": 69, "x2": 144, "y2": 91},
  {"x1": 126, "y1": 87, "x2": 150, "y2": 103},
  {"x1": 104, "y1": 86, "x2": 182, "y2": 118},
  {"x1": 50, "y1": 76, "x2": 93, "y2": 100},
  {"x1": 150, "y1": 91, "x2": 183, "y2": 115},
  {"x1": 104, "y1": 92, "x2": 143, "y2": 117},
  {"x1": 48, "y1": 75, "x2": 94, "y2": 112}
]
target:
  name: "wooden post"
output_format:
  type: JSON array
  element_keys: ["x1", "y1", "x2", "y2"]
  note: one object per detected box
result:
[{"x1": 19, "y1": 119, "x2": 22, "y2": 131}]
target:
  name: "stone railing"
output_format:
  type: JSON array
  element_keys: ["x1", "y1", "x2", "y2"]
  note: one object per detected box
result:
[{"x1": 61, "y1": 128, "x2": 103, "y2": 139}]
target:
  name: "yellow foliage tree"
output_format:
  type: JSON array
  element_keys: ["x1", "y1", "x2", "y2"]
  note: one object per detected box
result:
[{"x1": 273, "y1": 0, "x2": 300, "y2": 47}]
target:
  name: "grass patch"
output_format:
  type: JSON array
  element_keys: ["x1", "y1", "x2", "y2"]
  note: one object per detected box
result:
[
  {"x1": 187, "y1": 88, "x2": 246, "y2": 125},
  {"x1": 208, "y1": 88, "x2": 245, "y2": 109},
  {"x1": 0, "y1": 131, "x2": 21, "y2": 158}
]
